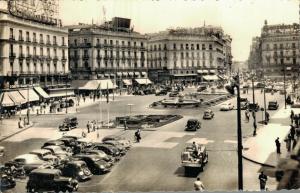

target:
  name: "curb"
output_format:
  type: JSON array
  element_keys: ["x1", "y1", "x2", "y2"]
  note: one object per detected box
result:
[
  {"x1": 242, "y1": 153, "x2": 276, "y2": 168},
  {"x1": 0, "y1": 123, "x2": 34, "y2": 142}
]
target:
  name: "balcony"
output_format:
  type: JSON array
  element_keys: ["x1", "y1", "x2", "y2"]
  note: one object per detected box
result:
[
  {"x1": 96, "y1": 55, "x2": 102, "y2": 60},
  {"x1": 40, "y1": 40, "x2": 44, "y2": 45},
  {"x1": 95, "y1": 44, "x2": 101, "y2": 48},
  {"x1": 61, "y1": 43, "x2": 67, "y2": 47},
  {"x1": 53, "y1": 42, "x2": 58, "y2": 47},
  {"x1": 19, "y1": 37, "x2": 24, "y2": 42},
  {"x1": 103, "y1": 56, "x2": 108, "y2": 60},
  {"x1": 39, "y1": 55, "x2": 46, "y2": 61},
  {"x1": 7, "y1": 71, "x2": 19, "y2": 76},
  {"x1": 163, "y1": 56, "x2": 168, "y2": 60},
  {"x1": 32, "y1": 39, "x2": 37, "y2": 44},
  {"x1": 82, "y1": 55, "x2": 89, "y2": 60},
  {"x1": 32, "y1": 55, "x2": 39, "y2": 61},
  {"x1": 53, "y1": 56, "x2": 59, "y2": 62},
  {"x1": 26, "y1": 38, "x2": 31, "y2": 43},
  {"x1": 61, "y1": 56, "x2": 67, "y2": 62},
  {"x1": 46, "y1": 41, "x2": 51, "y2": 46},
  {"x1": 19, "y1": 53, "x2": 25, "y2": 60},
  {"x1": 80, "y1": 43, "x2": 92, "y2": 48},
  {"x1": 140, "y1": 47, "x2": 146, "y2": 51},
  {"x1": 9, "y1": 36, "x2": 15, "y2": 41},
  {"x1": 46, "y1": 56, "x2": 52, "y2": 61},
  {"x1": 26, "y1": 54, "x2": 32, "y2": 60},
  {"x1": 9, "y1": 53, "x2": 16, "y2": 59}
]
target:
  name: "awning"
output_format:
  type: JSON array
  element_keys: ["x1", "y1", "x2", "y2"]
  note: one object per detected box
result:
[
  {"x1": 141, "y1": 72, "x2": 147, "y2": 76},
  {"x1": 134, "y1": 72, "x2": 140, "y2": 76},
  {"x1": 98, "y1": 79, "x2": 117, "y2": 89},
  {"x1": 217, "y1": 75, "x2": 225, "y2": 80},
  {"x1": 202, "y1": 70, "x2": 209, "y2": 74},
  {"x1": 104, "y1": 74, "x2": 110, "y2": 77},
  {"x1": 79, "y1": 80, "x2": 100, "y2": 90},
  {"x1": 173, "y1": 74, "x2": 197, "y2": 77},
  {"x1": 110, "y1": 73, "x2": 115, "y2": 77},
  {"x1": 203, "y1": 75, "x2": 219, "y2": 81},
  {"x1": 197, "y1": 70, "x2": 203, "y2": 74},
  {"x1": 122, "y1": 72, "x2": 128, "y2": 76},
  {"x1": 128, "y1": 72, "x2": 134, "y2": 76},
  {"x1": 48, "y1": 88, "x2": 75, "y2": 98},
  {"x1": 0, "y1": 92, "x2": 15, "y2": 107},
  {"x1": 9, "y1": 91, "x2": 26, "y2": 105},
  {"x1": 34, "y1": 87, "x2": 50, "y2": 99},
  {"x1": 97, "y1": 74, "x2": 104, "y2": 78},
  {"x1": 209, "y1": 70, "x2": 216, "y2": 74},
  {"x1": 134, "y1": 78, "x2": 153, "y2": 85},
  {"x1": 122, "y1": 79, "x2": 132, "y2": 86},
  {"x1": 19, "y1": 89, "x2": 40, "y2": 102},
  {"x1": 117, "y1": 72, "x2": 122, "y2": 76}
]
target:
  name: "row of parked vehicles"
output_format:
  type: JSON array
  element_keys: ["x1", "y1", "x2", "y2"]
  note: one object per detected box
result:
[{"x1": 1, "y1": 133, "x2": 132, "y2": 192}]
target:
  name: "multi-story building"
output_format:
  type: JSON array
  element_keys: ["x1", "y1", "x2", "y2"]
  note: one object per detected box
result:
[
  {"x1": 0, "y1": 0, "x2": 71, "y2": 109},
  {"x1": 249, "y1": 20, "x2": 300, "y2": 78},
  {"x1": 68, "y1": 17, "x2": 150, "y2": 92},
  {"x1": 147, "y1": 26, "x2": 232, "y2": 84}
]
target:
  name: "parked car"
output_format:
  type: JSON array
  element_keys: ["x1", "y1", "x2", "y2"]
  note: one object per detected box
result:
[
  {"x1": 59, "y1": 160, "x2": 92, "y2": 181},
  {"x1": 143, "y1": 88, "x2": 156, "y2": 95},
  {"x1": 102, "y1": 140, "x2": 127, "y2": 155},
  {"x1": 42, "y1": 145, "x2": 72, "y2": 158},
  {"x1": 26, "y1": 169, "x2": 78, "y2": 193},
  {"x1": 155, "y1": 89, "x2": 168, "y2": 96},
  {"x1": 268, "y1": 101, "x2": 279, "y2": 110},
  {"x1": 240, "y1": 98, "x2": 249, "y2": 110},
  {"x1": 203, "y1": 109, "x2": 214, "y2": 119},
  {"x1": 29, "y1": 149, "x2": 60, "y2": 166},
  {"x1": 92, "y1": 143, "x2": 121, "y2": 157},
  {"x1": 102, "y1": 135, "x2": 132, "y2": 150},
  {"x1": 248, "y1": 103, "x2": 260, "y2": 112},
  {"x1": 197, "y1": 85, "x2": 207, "y2": 92},
  {"x1": 81, "y1": 149, "x2": 116, "y2": 163},
  {"x1": 13, "y1": 154, "x2": 51, "y2": 174},
  {"x1": 58, "y1": 137, "x2": 81, "y2": 154},
  {"x1": 169, "y1": 91, "x2": 179, "y2": 97},
  {"x1": 0, "y1": 165, "x2": 16, "y2": 191},
  {"x1": 42, "y1": 140, "x2": 72, "y2": 153},
  {"x1": 255, "y1": 82, "x2": 265, "y2": 88},
  {"x1": 59, "y1": 117, "x2": 78, "y2": 131},
  {"x1": 185, "y1": 119, "x2": 201, "y2": 131},
  {"x1": 72, "y1": 154, "x2": 113, "y2": 174},
  {"x1": 220, "y1": 102, "x2": 234, "y2": 111}
]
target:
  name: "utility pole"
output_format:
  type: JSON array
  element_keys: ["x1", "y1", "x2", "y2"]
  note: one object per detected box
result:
[
  {"x1": 264, "y1": 85, "x2": 267, "y2": 124},
  {"x1": 236, "y1": 74, "x2": 243, "y2": 190},
  {"x1": 251, "y1": 75, "x2": 257, "y2": 136}
]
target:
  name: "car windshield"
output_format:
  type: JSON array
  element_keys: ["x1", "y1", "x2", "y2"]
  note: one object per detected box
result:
[
  {"x1": 46, "y1": 146, "x2": 63, "y2": 152},
  {"x1": 269, "y1": 102, "x2": 277, "y2": 105}
]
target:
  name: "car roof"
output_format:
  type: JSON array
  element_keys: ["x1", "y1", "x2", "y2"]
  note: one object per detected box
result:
[
  {"x1": 15, "y1": 153, "x2": 39, "y2": 159},
  {"x1": 30, "y1": 168, "x2": 61, "y2": 175},
  {"x1": 30, "y1": 149, "x2": 51, "y2": 154}
]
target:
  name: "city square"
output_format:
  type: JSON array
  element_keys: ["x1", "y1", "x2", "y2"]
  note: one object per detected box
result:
[{"x1": 0, "y1": 0, "x2": 300, "y2": 192}]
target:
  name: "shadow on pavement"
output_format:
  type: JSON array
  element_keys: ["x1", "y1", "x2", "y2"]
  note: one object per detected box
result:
[{"x1": 174, "y1": 166, "x2": 202, "y2": 178}]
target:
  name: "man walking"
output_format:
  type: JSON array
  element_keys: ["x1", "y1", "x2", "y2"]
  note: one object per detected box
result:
[
  {"x1": 290, "y1": 110, "x2": 295, "y2": 124},
  {"x1": 275, "y1": 137, "x2": 281, "y2": 154},
  {"x1": 258, "y1": 171, "x2": 268, "y2": 190},
  {"x1": 87, "y1": 121, "x2": 90, "y2": 133},
  {"x1": 194, "y1": 177, "x2": 205, "y2": 191}
]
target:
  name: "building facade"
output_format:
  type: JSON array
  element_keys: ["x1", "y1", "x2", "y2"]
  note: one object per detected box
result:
[
  {"x1": 248, "y1": 20, "x2": 300, "y2": 79},
  {"x1": 147, "y1": 26, "x2": 232, "y2": 83},
  {"x1": 0, "y1": 0, "x2": 69, "y2": 90},
  {"x1": 67, "y1": 17, "x2": 150, "y2": 91}
]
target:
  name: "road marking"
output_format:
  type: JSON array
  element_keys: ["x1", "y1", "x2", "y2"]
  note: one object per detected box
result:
[
  {"x1": 186, "y1": 137, "x2": 214, "y2": 145},
  {"x1": 224, "y1": 140, "x2": 237, "y2": 144}
]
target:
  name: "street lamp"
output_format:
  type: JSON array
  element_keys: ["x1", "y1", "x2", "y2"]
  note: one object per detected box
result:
[
  {"x1": 225, "y1": 74, "x2": 243, "y2": 190},
  {"x1": 251, "y1": 73, "x2": 257, "y2": 136}
]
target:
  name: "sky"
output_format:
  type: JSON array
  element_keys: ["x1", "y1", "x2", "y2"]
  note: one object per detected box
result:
[{"x1": 59, "y1": 0, "x2": 299, "y2": 61}]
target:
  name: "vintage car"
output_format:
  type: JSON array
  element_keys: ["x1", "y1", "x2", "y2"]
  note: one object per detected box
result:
[
  {"x1": 59, "y1": 160, "x2": 92, "y2": 181},
  {"x1": 59, "y1": 117, "x2": 78, "y2": 131},
  {"x1": 0, "y1": 165, "x2": 16, "y2": 191},
  {"x1": 72, "y1": 154, "x2": 113, "y2": 174},
  {"x1": 26, "y1": 169, "x2": 78, "y2": 193},
  {"x1": 181, "y1": 144, "x2": 208, "y2": 173},
  {"x1": 102, "y1": 140, "x2": 128, "y2": 155},
  {"x1": 13, "y1": 154, "x2": 51, "y2": 174},
  {"x1": 248, "y1": 103, "x2": 260, "y2": 112},
  {"x1": 29, "y1": 149, "x2": 60, "y2": 166},
  {"x1": 185, "y1": 119, "x2": 201, "y2": 131},
  {"x1": 203, "y1": 109, "x2": 214, "y2": 119},
  {"x1": 92, "y1": 143, "x2": 121, "y2": 157},
  {"x1": 268, "y1": 101, "x2": 279, "y2": 110},
  {"x1": 155, "y1": 89, "x2": 168, "y2": 96},
  {"x1": 220, "y1": 102, "x2": 234, "y2": 111},
  {"x1": 42, "y1": 145, "x2": 72, "y2": 158},
  {"x1": 81, "y1": 149, "x2": 116, "y2": 163},
  {"x1": 102, "y1": 135, "x2": 132, "y2": 150},
  {"x1": 42, "y1": 140, "x2": 73, "y2": 153},
  {"x1": 0, "y1": 146, "x2": 4, "y2": 157},
  {"x1": 169, "y1": 91, "x2": 180, "y2": 97},
  {"x1": 197, "y1": 85, "x2": 207, "y2": 92}
]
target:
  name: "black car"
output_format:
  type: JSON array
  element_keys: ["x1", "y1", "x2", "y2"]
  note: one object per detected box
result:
[
  {"x1": 169, "y1": 91, "x2": 179, "y2": 97},
  {"x1": 59, "y1": 117, "x2": 78, "y2": 131},
  {"x1": 185, "y1": 119, "x2": 201, "y2": 131},
  {"x1": 155, "y1": 89, "x2": 168, "y2": 96},
  {"x1": 59, "y1": 160, "x2": 93, "y2": 181},
  {"x1": 72, "y1": 154, "x2": 113, "y2": 174},
  {"x1": 0, "y1": 165, "x2": 16, "y2": 191},
  {"x1": 197, "y1": 85, "x2": 207, "y2": 92},
  {"x1": 92, "y1": 143, "x2": 121, "y2": 157},
  {"x1": 59, "y1": 137, "x2": 81, "y2": 154},
  {"x1": 268, "y1": 101, "x2": 279, "y2": 110},
  {"x1": 248, "y1": 103, "x2": 259, "y2": 112},
  {"x1": 240, "y1": 98, "x2": 249, "y2": 110},
  {"x1": 26, "y1": 169, "x2": 78, "y2": 193}
]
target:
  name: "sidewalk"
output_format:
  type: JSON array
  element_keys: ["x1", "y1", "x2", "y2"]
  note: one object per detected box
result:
[
  {"x1": 242, "y1": 106, "x2": 296, "y2": 167},
  {"x1": 0, "y1": 118, "x2": 34, "y2": 142}
]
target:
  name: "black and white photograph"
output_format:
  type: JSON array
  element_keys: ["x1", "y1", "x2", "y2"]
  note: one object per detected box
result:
[{"x1": 0, "y1": 0, "x2": 300, "y2": 192}]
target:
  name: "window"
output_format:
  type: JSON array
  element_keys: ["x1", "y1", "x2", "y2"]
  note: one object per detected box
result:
[
  {"x1": 292, "y1": 43, "x2": 296, "y2": 49},
  {"x1": 202, "y1": 44, "x2": 206, "y2": 50},
  {"x1": 97, "y1": 38, "x2": 100, "y2": 44},
  {"x1": 62, "y1": 50, "x2": 65, "y2": 58},
  {"x1": 209, "y1": 44, "x2": 212, "y2": 50},
  {"x1": 293, "y1": 58, "x2": 296, "y2": 64},
  {"x1": 134, "y1": 42, "x2": 136, "y2": 47},
  {"x1": 196, "y1": 44, "x2": 199, "y2": 50},
  {"x1": 186, "y1": 52, "x2": 189, "y2": 57},
  {"x1": 181, "y1": 52, "x2": 184, "y2": 59},
  {"x1": 110, "y1": 40, "x2": 113, "y2": 45},
  {"x1": 47, "y1": 48, "x2": 50, "y2": 56},
  {"x1": 186, "y1": 44, "x2": 189, "y2": 50},
  {"x1": 274, "y1": 44, "x2": 277, "y2": 49},
  {"x1": 27, "y1": 46, "x2": 30, "y2": 56},
  {"x1": 10, "y1": 44, "x2": 13, "y2": 55},
  {"x1": 19, "y1": 30, "x2": 23, "y2": 40},
  {"x1": 33, "y1": 33, "x2": 36, "y2": 42},
  {"x1": 33, "y1": 47, "x2": 36, "y2": 56},
  {"x1": 164, "y1": 44, "x2": 167, "y2": 50},
  {"x1": 84, "y1": 39, "x2": 87, "y2": 44},
  {"x1": 40, "y1": 48, "x2": 43, "y2": 56},
  {"x1": 141, "y1": 42, "x2": 144, "y2": 47},
  {"x1": 116, "y1": 40, "x2": 119, "y2": 45},
  {"x1": 279, "y1": 44, "x2": 283, "y2": 49},
  {"x1": 122, "y1": 41, "x2": 124, "y2": 45},
  {"x1": 74, "y1": 39, "x2": 77, "y2": 45},
  {"x1": 40, "y1": 34, "x2": 43, "y2": 43},
  {"x1": 10, "y1": 28, "x2": 14, "y2": 39},
  {"x1": 158, "y1": 44, "x2": 161, "y2": 50},
  {"x1": 62, "y1": 37, "x2": 65, "y2": 45},
  {"x1": 104, "y1": 39, "x2": 107, "y2": 45},
  {"x1": 180, "y1": 44, "x2": 183, "y2": 50},
  {"x1": 47, "y1": 35, "x2": 50, "y2": 44},
  {"x1": 191, "y1": 44, "x2": 194, "y2": 50},
  {"x1": 19, "y1": 45, "x2": 23, "y2": 55},
  {"x1": 128, "y1": 41, "x2": 131, "y2": 46},
  {"x1": 293, "y1": 50, "x2": 296, "y2": 56},
  {"x1": 173, "y1": 43, "x2": 176, "y2": 50},
  {"x1": 26, "y1": 31, "x2": 30, "y2": 41}
]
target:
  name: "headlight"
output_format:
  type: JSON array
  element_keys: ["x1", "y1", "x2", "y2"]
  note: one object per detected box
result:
[
  {"x1": 79, "y1": 171, "x2": 84, "y2": 176},
  {"x1": 99, "y1": 165, "x2": 105, "y2": 169}
]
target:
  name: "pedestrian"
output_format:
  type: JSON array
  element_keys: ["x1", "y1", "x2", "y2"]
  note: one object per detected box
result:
[
  {"x1": 275, "y1": 137, "x2": 281, "y2": 154},
  {"x1": 192, "y1": 141, "x2": 199, "y2": 156},
  {"x1": 124, "y1": 120, "x2": 127, "y2": 130},
  {"x1": 284, "y1": 136, "x2": 291, "y2": 152},
  {"x1": 194, "y1": 177, "x2": 205, "y2": 191},
  {"x1": 290, "y1": 110, "x2": 295, "y2": 124},
  {"x1": 258, "y1": 171, "x2": 268, "y2": 191},
  {"x1": 23, "y1": 117, "x2": 26, "y2": 126},
  {"x1": 87, "y1": 121, "x2": 90, "y2": 133},
  {"x1": 290, "y1": 125, "x2": 296, "y2": 139},
  {"x1": 245, "y1": 110, "x2": 250, "y2": 122},
  {"x1": 83, "y1": 96, "x2": 86, "y2": 103},
  {"x1": 135, "y1": 129, "x2": 141, "y2": 143},
  {"x1": 91, "y1": 121, "x2": 94, "y2": 132}
]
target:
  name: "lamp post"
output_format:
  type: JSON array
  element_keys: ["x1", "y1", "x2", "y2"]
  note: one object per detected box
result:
[
  {"x1": 251, "y1": 73, "x2": 257, "y2": 136},
  {"x1": 264, "y1": 85, "x2": 267, "y2": 124},
  {"x1": 283, "y1": 65, "x2": 287, "y2": 109},
  {"x1": 225, "y1": 74, "x2": 243, "y2": 190}
]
